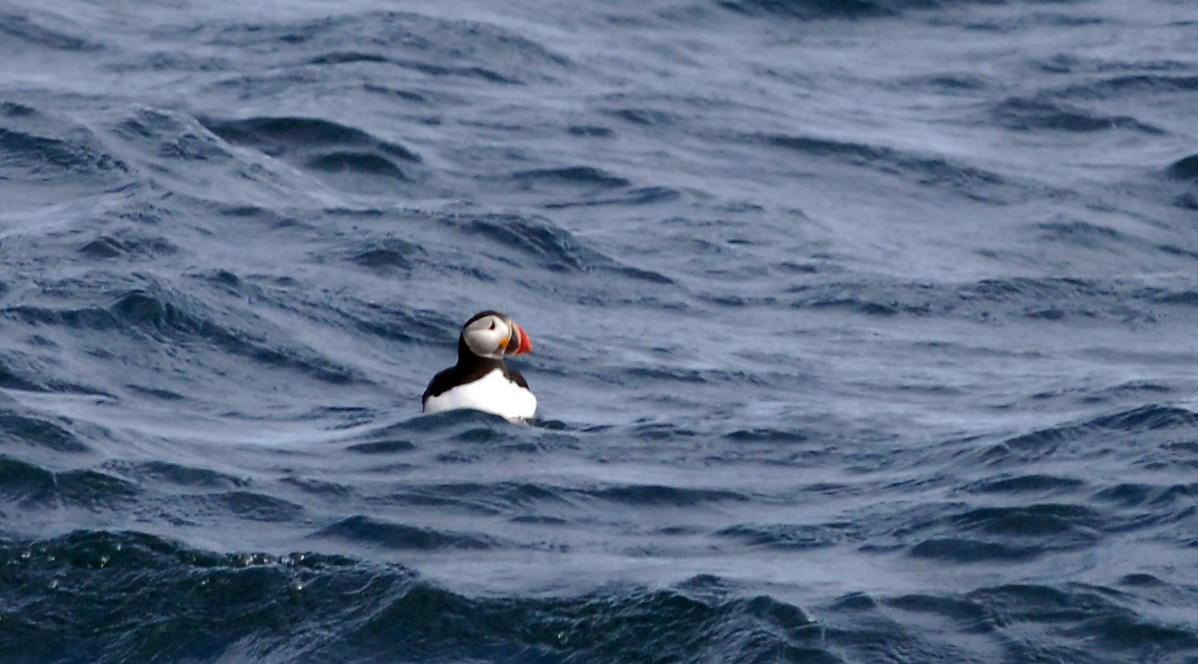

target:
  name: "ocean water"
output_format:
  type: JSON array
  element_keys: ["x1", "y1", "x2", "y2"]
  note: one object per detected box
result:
[{"x1": 1, "y1": 0, "x2": 1197, "y2": 661}]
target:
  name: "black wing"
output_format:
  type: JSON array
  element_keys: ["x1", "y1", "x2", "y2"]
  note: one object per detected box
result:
[
  {"x1": 421, "y1": 367, "x2": 458, "y2": 409},
  {"x1": 502, "y1": 364, "x2": 530, "y2": 390}
]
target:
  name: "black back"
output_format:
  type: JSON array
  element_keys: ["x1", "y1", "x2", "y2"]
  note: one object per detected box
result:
[{"x1": 421, "y1": 333, "x2": 530, "y2": 408}]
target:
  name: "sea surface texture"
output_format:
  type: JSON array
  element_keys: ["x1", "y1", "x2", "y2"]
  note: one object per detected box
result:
[{"x1": 1, "y1": 0, "x2": 1196, "y2": 662}]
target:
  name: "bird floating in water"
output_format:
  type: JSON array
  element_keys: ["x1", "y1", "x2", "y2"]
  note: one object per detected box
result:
[{"x1": 422, "y1": 310, "x2": 536, "y2": 420}]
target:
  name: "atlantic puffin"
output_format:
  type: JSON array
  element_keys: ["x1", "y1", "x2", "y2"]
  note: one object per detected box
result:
[{"x1": 422, "y1": 310, "x2": 536, "y2": 420}]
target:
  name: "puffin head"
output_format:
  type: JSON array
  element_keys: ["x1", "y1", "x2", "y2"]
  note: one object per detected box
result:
[{"x1": 460, "y1": 310, "x2": 532, "y2": 360}]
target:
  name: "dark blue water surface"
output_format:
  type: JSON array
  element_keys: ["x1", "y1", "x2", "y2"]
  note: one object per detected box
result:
[{"x1": 2, "y1": 0, "x2": 1197, "y2": 661}]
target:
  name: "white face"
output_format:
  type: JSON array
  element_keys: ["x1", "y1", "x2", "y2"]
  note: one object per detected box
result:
[{"x1": 462, "y1": 313, "x2": 513, "y2": 359}]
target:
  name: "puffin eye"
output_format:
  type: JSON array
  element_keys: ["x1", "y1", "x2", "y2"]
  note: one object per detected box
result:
[{"x1": 489, "y1": 321, "x2": 496, "y2": 330}]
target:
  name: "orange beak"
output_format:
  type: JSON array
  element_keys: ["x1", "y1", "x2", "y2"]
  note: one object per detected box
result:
[{"x1": 507, "y1": 321, "x2": 532, "y2": 355}]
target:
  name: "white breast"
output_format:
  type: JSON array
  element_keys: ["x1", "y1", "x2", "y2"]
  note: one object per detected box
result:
[{"x1": 423, "y1": 369, "x2": 537, "y2": 421}]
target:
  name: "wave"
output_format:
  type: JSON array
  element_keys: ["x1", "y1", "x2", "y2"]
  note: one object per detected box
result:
[
  {"x1": 753, "y1": 132, "x2": 1028, "y2": 204},
  {"x1": 107, "y1": 460, "x2": 249, "y2": 490},
  {"x1": 955, "y1": 503, "x2": 1100, "y2": 537},
  {"x1": 439, "y1": 213, "x2": 674, "y2": 284},
  {"x1": 542, "y1": 185, "x2": 683, "y2": 209},
  {"x1": 78, "y1": 231, "x2": 180, "y2": 260},
  {"x1": 965, "y1": 583, "x2": 1198, "y2": 655},
  {"x1": 1060, "y1": 73, "x2": 1198, "y2": 100},
  {"x1": 305, "y1": 151, "x2": 410, "y2": 178},
  {"x1": 325, "y1": 574, "x2": 828, "y2": 664},
  {"x1": 188, "y1": 491, "x2": 306, "y2": 523},
  {"x1": 0, "y1": 357, "x2": 45, "y2": 392},
  {"x1": 1095, "y1": 482, "x2": 1196, "y2": 510},
  {"x1": 908, "y1": 537, "x2": 1044, "y2": 562},
  {"x1": 602, "y1": 107, "x2": 678, "y2": 127},
  {"x1": 315, "y1": 515, "x2": 495, "y2": 551},
  {"x1": 510, "y1": 166, "x2": 632, "y2": 190},
  {"x1": 858, "y1": 496, "x2": 1105, "y2": 563},
  {"x1": 716, "y1": 521, "x2": 861, "y2": 550},
  {"x1": 2, "y1": 285, "x2": 366, "y2": 386},
  {"x1": 201, "y1": 115, "x2": 420, "y2": 194},
  {"x1": 715, "y1": 0, "x2": 909, "y2": 19},
  {"x1": 0, "y1": 103, "x2": 128, "y2": 185},
  {"x1": 0, "y1": 411, "x2": 92, "y2": 453},
  {"x1": 346, "y1": 438, "x2": 417, "y2": 455},
  {"x1": 835, "y1": 582, "x2": 1198, "y2": 662},
  {"x1": 0, "y1": 530, "x2": 404, "y2": 663},
  {"x1": 0, "y1": 458, "x2": 139, "y2": 512},
  {"x1": 981, "y1": 404, "x2": 1198, "y2": 467},
  {"x1": 7, "y1": 530, "x2": 1193, "y2": 663},
  {"x1": 781, "y1": 275, "x2": 1198, "y2": 323},
  {"x1": 0, "y1": 10, "x2": 101, "y2": 53},
  {"x1": 722, "y1": 427, "x2": 809, "y2": 443},
  {"x1": 584, "y1": 483, "x2": 750, "y2": 507},
  {"x1": 198, "y1": 10, "x2": 571, "y2": 86},
  {"x1": 1168, "y1": 154, "x2": 1198, "y2": 181},
  {"x1": 990, "y1": 97, "x2": 1162, "y2": 133},
  {"x1": 385, "y1": 481, "x2": 567, "y2": 515},
  {"x1": 203, "y1": 116, "x2": 420, "y2": 163},
  {"x1": 964, "y1": 474, "x2": 1086, "y2": 495}
]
